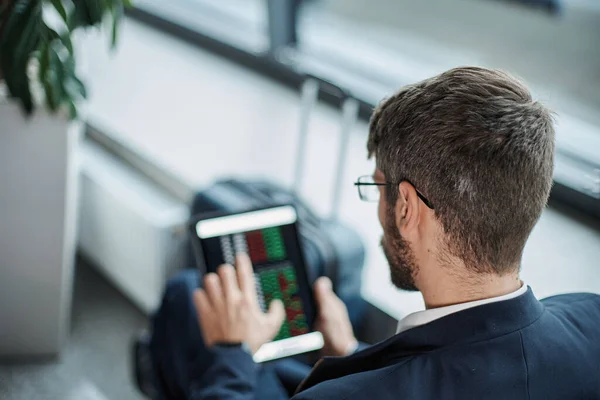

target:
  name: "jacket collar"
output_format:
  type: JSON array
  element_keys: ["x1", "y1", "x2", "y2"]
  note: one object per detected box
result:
[{"x1": 296, "y1": 286, "x2": 544, "y2": 394}]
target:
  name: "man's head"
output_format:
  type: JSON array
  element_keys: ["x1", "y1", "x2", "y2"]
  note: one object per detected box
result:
[{"x1": 367, "y1": 67, "x2": 555, "y2": 291}]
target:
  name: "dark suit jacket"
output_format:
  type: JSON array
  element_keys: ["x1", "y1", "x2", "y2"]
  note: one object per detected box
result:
[{"x1": 191, "y1": 288, "x2": 600, "y2": 399}]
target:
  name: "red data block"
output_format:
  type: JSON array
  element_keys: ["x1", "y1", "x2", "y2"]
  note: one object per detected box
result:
[{"x1": 245, "y1": 230, "x2": 267, "y2": 264}]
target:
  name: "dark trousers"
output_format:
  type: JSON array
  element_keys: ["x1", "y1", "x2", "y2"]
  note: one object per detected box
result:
[{"x1": 149, "y1": 270, "x2": 312, "y2": 399}]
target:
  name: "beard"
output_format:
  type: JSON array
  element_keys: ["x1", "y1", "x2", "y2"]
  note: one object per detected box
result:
[{"x1": 381, "y1": 204, "x2": 419, "y2": 291}]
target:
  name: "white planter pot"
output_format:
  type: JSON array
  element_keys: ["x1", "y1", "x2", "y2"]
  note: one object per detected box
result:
[{"x1": 0, "y1": 95, "x2": 81, "y2": 358}]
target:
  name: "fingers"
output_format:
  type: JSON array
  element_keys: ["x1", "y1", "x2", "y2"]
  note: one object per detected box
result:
[
  {"x1": 314, "y1": 276, "x2": 333, "y2": 304},
  {"x1": 193, "y1": 289, "x2": 210, "y2": 317},
  {"x1": 217, "y1": 264, "x2": 240, "y2": 303},
  {"x1": 204, "y1": 273, "x2": 224, "y2": 309},
  {"x1": 235, "y1": 253, "x2": 257, "y2": 301},
  {"x1": 315, "y1": 276, "x2": 347, "y2": 322},
  {"x1": 193, "y1": 289, "x2": 213, "y2": 344},
  {"x1": 266, "y1": 299, "x2": 285, "y2": 338}
]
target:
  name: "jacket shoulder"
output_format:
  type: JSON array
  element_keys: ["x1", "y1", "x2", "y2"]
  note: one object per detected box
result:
[
  {"x1": 540, "y1": 292, "x2": 600, "y2": 332},
  {"x1": 291, "y1": 363, "x2": 405, "y2": 400},
  {"x1": 541, "y1": 292, "x2": 600, "y2": 308}
]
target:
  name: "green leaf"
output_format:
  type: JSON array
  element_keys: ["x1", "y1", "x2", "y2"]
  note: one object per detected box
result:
[
  {"x1": 68, "y1": 101, "x2": 77, "y2": 119},
  {"x1": 44, "y1": 26, "x2": 74, "y2": 54},
  {"x1": 38, "y1": 40, "x2": 49, "y2": 79},
  {"x1": 62, "y1": 51, "x2": 75, "y2": 73},
  {"x1": 54, "y1": 54, "x2": 65, "y2": 100},
  {"x1": 61, "y1": 32, "x2": 73, "y2": 54},
  {"x1": 1, "y1": 0, "x2": 40, "y2": 114},
  {"x1": 48, "y1": 45, "x2": 64, "y2": 104},
  {"x1": 0, "y1": 0, "x2": 31, "y2": 47},
  {"x1": 72, "y1": 72, "x2": 87, "y2": 98},
  {"x1": 110, "y1": 3, "x2": 123, "y2": 47},
  {"x1": 68, "y1": 0, "x2": 90, "y2": 29},
  {"x1": 18, "y1": 69, "x2": 34, "y2": 113},
  {"x1": 49, "y1": 0, "x2": 68, "y2": 25},
  {"x1": 42, "y1": 74, "x2": 58, "y2": 111},
  {"x1": 13, "y1": 1, "x2": 42, "y2": 70},
  {"x1": 0, "y1": 1, "x2": 29, "y2": 69},
  {"x1": 122, "y1": 0, "x2": 133, "y2": 8},
  {"x1": 111, "y1": 17, "x2": 117, "y2": 46},
  {"x1": 45, "y1": 25, "x2": 60, "y2": 41},
  {"x1": 63, "y1": 53, "x2": 87, "y2": 99},
  {"x1": 38, "y1": 41, "x2": 56, "y2": 111},
  {"x1": 0, "y1": 0, "x2": 126, "y2": 117},
  {"x1": 86, "y1": 0, "x2": 105, "y2": 26}
]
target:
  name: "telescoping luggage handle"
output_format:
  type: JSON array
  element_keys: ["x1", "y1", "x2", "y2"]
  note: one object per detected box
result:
[{"x1": 293, "y1": 75, "x2": 360, "y2": 219}]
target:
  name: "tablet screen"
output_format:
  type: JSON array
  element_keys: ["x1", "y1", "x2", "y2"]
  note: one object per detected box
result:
[{"x1": 194, "y1": 205, "x2": 323, "y2": 362}]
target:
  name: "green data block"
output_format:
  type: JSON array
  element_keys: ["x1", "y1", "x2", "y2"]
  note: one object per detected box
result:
[
  {"x1": 275, "y1": 321, "x2": 291, "y2": 341},
  {"x1": 262, "y1": 227, "x2": 286, "y2": 261}
]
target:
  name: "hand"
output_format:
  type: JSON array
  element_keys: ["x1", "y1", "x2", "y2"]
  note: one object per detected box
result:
[
  {"x1": 193, "y1": 253, "x2": 285, "y2": 355},
  {"x1": 314, "y1": 277, "x2": 358, "y2": 357}
]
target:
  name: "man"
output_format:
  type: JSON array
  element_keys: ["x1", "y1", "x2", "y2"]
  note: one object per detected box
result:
[{"x1": 144, "y1": 67, "x2": 600, "y2": 399}]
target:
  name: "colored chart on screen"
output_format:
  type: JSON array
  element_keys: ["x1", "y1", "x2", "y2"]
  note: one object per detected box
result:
[
  {"x1": 219, "y1": 228, "x2": 286, "y2": 265},
  {"x1": 257, "y1": 263, "x2": 309, "y2": 340},
  {"x1": 245, "y1": 228, "x2": 286, "y2": 264},
  {"x1": 215, "y1": 226, "x2": 309, "y2": 341}
]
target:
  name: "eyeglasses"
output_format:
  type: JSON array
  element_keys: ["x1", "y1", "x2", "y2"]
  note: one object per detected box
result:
[{"x1": 354, "y1": 175, "x2": 435, "y2": 209}]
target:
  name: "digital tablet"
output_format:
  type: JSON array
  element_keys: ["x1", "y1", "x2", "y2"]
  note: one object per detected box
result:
[{"x1": 191, "y1": 205, "x2": 324, "y2": 363}]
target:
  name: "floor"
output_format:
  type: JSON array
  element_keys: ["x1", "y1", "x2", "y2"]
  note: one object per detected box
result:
[{"x1": 0, "y1": 259, "x2": 146, "y2": 400}]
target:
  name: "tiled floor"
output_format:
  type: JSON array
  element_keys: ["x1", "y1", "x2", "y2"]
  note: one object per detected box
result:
[{"x1": 0, "y1": 259, "x2": 146, "y2": 400}]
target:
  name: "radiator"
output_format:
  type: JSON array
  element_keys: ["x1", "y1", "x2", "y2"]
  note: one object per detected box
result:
[{"x1": 78, "y1": 139, "x2": 189, "y2": 314}]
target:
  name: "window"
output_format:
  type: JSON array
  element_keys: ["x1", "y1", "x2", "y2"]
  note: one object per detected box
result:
[
  {"x1": 128, "y1": 0, "x2": 600, "y2": 218},
  {"x1": 294, "y1": 0, "x2": 600, "y2": 120},
  {"x1": 134, "y1": 0, "x2": 269, "y2": 53}
]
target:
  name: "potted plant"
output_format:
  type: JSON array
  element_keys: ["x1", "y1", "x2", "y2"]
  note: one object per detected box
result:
[{"x1": 0, "y1": 0, "x2": 131, "y2": 358}]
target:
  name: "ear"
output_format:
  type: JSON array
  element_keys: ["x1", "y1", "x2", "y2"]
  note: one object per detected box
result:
[{"x1": 394, "y1": 181, "x2": 421, "y2": 237}]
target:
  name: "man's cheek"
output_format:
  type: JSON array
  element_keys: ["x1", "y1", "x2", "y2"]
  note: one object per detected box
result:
[{"x1": 378, "y1": 197, "x2": 386, "y2": 229}]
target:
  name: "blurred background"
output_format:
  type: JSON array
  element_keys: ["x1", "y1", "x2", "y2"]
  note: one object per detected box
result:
[{"x1": 1, "y1": 0, "x2": 599, "y2": 399}]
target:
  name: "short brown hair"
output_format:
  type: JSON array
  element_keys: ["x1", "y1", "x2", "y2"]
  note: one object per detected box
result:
[{"x1": 368, "y1": 67, "x2": 555, "y2": 275}]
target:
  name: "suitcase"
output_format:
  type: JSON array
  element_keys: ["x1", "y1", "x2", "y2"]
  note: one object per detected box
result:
[{"x1": 187, "y1": 77, "x2": 367, "y2": 328}]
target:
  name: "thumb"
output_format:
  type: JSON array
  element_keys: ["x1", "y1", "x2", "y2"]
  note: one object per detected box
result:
[
  {"x1": 266, "y1": 299, "x2": 285, "y2": 337},
  {"x1": 314, "y1": 276, "x2": 333, "y2": 304}
]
